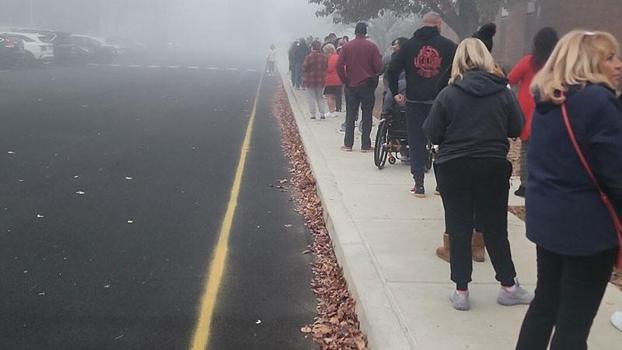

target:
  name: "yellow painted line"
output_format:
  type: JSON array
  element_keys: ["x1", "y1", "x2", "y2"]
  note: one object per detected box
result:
[{"x1": 189, "y1": 70, "x2": 265, "y2": 350}]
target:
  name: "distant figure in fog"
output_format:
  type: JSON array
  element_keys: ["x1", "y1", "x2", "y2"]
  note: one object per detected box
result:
[
  {"x1": 291, "y1": 39, "x2": 309, "y2": 89},
  {"x1": 336, "y1": 38, "x2": 346, "y2": 55},
  {"x1": 267, "y1": 44, "x2": 277, "y2": 75},
  {"x1": 423, "y1": 38, "x2": 530, "y2": 312},
  {"x1": 303, "y1": 40, "x2": 328, "y2": 120},
  {"x1": 516, "y1": 30, "x2": 622, "y2": 350},
  {"x1": 507, "y1": 27, "x2": 559, "y2": 198}
]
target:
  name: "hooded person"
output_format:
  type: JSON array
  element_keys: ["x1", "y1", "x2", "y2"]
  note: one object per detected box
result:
[
  {"x1": 471, "y1": 23, "x2": 497, "y2": 53},
  {"x1": 422, "y1": 38, "x2": 528, "y2": 311},
  {"x1": 387, "y1": 12, "x2": 457, "y2": 197}
]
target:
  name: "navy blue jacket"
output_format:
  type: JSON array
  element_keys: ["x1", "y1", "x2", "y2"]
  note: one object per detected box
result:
[{"x1": 526, "y1": 84, "x2": 622, "y2": 255}]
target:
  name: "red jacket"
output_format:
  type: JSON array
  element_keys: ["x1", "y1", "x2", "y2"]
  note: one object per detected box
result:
[
  {"x1": 336, "y1": 35, "x2": 382, "y2": 88},
  {"x1": 508, "y1": 54, "x2": 537, "y2": 141},
  {"x1": 303, "y1": 50, "x2": 328, "y2": 88},
  {"x1": 325, "y1": 53, "x2": 342, "y2": 87}
]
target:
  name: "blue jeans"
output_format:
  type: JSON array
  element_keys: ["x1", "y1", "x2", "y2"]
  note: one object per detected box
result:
[{"x1": 405, "y1": 103, "x2": 432, "y2": 185}]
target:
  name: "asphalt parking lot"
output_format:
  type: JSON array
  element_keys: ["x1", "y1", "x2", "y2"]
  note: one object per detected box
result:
[{"x1": 0, "y1": 55, "x2": 315, "y2": 349}]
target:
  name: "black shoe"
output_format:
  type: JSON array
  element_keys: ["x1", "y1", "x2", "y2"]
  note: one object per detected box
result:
[
  {"x1": 514, "y1": 185, "x2": 525, "y2": 197},
  {"x1": 410, "y1": 185, "x2": 425, "y2": 198}
]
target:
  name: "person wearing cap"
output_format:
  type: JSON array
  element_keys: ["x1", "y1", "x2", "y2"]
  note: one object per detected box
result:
[
  {"x1": 336, "y1": 22, "x2": 383, "y2": 152},
  {"x1": 388, "y1": 12, "x2": 457, "y2": 197}
]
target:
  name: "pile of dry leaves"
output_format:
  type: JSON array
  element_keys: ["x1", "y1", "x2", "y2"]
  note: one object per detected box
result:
[{"x1": 273, "y1": 83, "x2": 368, "y2": 350}]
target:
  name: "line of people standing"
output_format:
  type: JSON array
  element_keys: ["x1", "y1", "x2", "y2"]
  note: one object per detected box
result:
[
  {"x1": 387, "y1": 12, "x2": 622, "y2": 350},
  {"x1": 288, "y1": 34, "x2": 350, "y2": 119},
  {"x1": 288, "y1": 16, "x2": 622, "y2": 348}
]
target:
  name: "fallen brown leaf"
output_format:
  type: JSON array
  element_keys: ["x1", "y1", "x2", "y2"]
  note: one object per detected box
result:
[{"x1": 273, "y1": 83, "x2": 369, "y2": 349}]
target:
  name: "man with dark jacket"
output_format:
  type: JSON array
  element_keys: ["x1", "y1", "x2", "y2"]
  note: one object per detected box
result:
[
  {"x1": 292, "y1": 39, "x2": 310, "y2": 89},
  {"x1": 388, "y1": 12, "x2": 457, "y2": 197},
  {"x1": 336, "y1": 22, "x2": 383, "y2": 151}
]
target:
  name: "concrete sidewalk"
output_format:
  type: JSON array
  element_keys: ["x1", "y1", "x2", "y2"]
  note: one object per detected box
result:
[{"x1": 278, "y1": 64, "x2": 622, "y2": 349}]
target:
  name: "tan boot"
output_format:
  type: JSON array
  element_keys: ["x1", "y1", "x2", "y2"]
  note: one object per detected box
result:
[
  {"x1": 472, "y1": 230, "x2": 486, "y2": 262},
  {"x1": 436, "y1": 233, "x2": 450, "y2": 263}
]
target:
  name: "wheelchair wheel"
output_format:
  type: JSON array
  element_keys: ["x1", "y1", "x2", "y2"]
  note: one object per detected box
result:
[
  {"x1": 374, "y1": 120, "x2": 389, "y2": 169},
  {"x1": 425, "y1": 141, "x2": 434, "y2": 172}
]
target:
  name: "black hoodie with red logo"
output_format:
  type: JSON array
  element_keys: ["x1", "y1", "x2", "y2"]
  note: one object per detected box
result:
[{"x1": 388, "y1": 26, "x2": 457, "y2": 102}]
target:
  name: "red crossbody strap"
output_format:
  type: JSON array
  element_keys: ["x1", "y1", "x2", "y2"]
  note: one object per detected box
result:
[{"x1": 560, "y1": 99, "x2": 622, "y2": 242}]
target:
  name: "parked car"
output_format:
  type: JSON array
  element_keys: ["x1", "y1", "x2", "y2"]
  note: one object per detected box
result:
[
  {"x1": 13, "y1": 28, "x2": 57, "y2": 43},
  {"x1": 106, "y1": 36, "x2": 147, "y2": 57},
  {"x1": 70, "y1": 35, "x2": 118, "y2": 63},
  {"x1": 1, "y1": 32, "x2": 54, "y2": 64},
  {"x1": 47, "y1": 32, "x2": 90, "y2": 64},
  {"x1": 0, "y1": 33, "x2": 26, "y2": 68}
]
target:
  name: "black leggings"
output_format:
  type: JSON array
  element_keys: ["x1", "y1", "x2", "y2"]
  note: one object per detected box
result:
[
  {"x1": 435, "y1": 158, "x2": 517, "y2": 290},
  {"x1": 516, "y1": 246, "x2": 616, "y2": 350}
]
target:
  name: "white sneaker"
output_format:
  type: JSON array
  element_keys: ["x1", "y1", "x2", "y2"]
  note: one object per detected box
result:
[
  {"x1": 449, "y1": 290, "x2": 470, "y2": 311},
  {"x1": 611, "y1": 311, "x2": 622, "y2": 331},
  {"x1": 497, "y1": 280, "x2": 533, "y2": 306}
]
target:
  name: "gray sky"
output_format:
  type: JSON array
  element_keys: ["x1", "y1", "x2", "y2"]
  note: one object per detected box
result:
[{"x1": 0, "y1": 0, "x2": 334, "y2": 50}]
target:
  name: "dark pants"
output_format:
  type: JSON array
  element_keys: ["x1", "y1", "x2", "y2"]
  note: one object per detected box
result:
[
  {"x1": 516, "y1": 247, "x2": 616, "y2": 350},
  {"x1": 435, "y1": 158, "x2": 517, "y2": 290},
  {"x1": 293, "y1": 63, "x2": 303, "y2": 88},
  {"x1": 405, "y1": 103, "x2": 432, "y2": 185},
  {"x1": 344, "y1": 83, "x2": 376, "y2": 149},
  {"x1": 335, "y1": 86, "x2": 343, "y2": 112}
]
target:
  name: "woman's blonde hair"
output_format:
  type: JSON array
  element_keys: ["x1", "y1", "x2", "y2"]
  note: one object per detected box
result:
[
  {"x1": 531, "y1": 30, "x2": 620, "y2": 104},
  {"x1": 449, "y1": 38, "x2": 496, "y2": 84},
  {"x1": 323, "y1": 43, "x2": 336, "y2": 55}
]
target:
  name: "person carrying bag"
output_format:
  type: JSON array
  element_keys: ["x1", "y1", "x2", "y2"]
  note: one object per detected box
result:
[
  {"x1": 561, "y1": 94, "x2": 622, "y2": 269},
  {"x1": 516, "y1": 30, "x2": 622, "y2": 350}
]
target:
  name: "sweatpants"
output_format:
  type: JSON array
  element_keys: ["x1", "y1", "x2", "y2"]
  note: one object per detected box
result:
[
  {"x1": 434, "y1": 157, "x2": 517, "y2": 290},
  {"x1": 306, "y1": 87, "x2": 327, "y2": 118},
  {"x1": 516, "y1": 246, "x2": 616, "y2": 350}
]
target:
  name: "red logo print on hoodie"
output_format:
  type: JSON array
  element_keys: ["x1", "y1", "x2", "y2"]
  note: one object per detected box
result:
[{"x1": 414, "y1": 46, "x2": 442, "y2": 78}]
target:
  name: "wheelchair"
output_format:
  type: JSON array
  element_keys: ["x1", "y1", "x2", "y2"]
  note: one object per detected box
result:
[{"x1": 373, "y1": 106, "x2": 436, "y2": 171}]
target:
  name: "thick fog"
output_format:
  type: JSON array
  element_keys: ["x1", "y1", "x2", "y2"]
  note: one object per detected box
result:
[{"x1": 0, "y1": 0, "x2": 333, "y2": 54}]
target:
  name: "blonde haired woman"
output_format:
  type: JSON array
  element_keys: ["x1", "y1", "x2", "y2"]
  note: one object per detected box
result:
[
  {"x1": 516, "y1": 31, "x2": 622, "y2": 350},
  {"x1": 423, "y1": 38, "x2": 531, "y2": 311}
]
